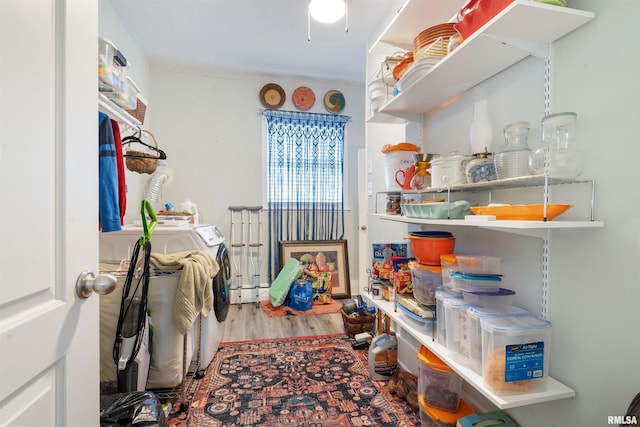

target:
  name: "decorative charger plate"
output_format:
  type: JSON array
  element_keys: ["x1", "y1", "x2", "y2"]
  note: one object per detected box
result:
[
  {"x1": 324, "y1": 90, "x2": 345, "y2": 113},
  {"x1": 469, "y1": 204, "x2": 573, "y2": 221},
  {"x1": 292, "y1": 86, "x2": 315, "y2": 110},
  {"x1": 260, "y1": 83, "x2": 285, "y2": 108}
]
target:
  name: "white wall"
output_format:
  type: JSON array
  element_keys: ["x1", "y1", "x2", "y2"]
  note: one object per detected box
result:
[{"x1": 367, "y1": 1, "x2": 640, "y2": 426}]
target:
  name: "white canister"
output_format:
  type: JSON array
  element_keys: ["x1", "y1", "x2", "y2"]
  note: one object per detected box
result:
[
  {"x1": 429, "y1": 152, "x2": 471, "y2": 188},
  {"x1": 371, "y1": 281, "x2": 384, "y2": 300}
]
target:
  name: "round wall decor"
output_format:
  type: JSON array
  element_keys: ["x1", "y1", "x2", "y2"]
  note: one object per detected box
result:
[
  {"x1": 324, "y1": 90, "x2": 345, "y2": 113},
  {"x1": 292, "y1": 86, "x2": 316, "y2": 110},
  {"x1": 260, "y1": 83, "x2": 286, "y2": 108}
]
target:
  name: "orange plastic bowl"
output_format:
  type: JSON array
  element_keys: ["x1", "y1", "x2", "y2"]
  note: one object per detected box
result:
[{"x1": 408, "y1": 236, "x2": 456, "y2": 265}]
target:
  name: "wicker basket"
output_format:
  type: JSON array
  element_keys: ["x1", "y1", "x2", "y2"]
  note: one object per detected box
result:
[
  {"x1": 126, "y1": 94, "x2": 147, "y2": 124},
  {"x1": 124, "y1": 130, "x2": 160, "y2": 174},
  {"x1": 341, "y1": 309, "x2": 375, "y2": 338}
]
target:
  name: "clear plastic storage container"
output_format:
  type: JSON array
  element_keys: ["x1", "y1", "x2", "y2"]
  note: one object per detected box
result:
[
  {"x1": 456, "y1": 255, "x2": 502, "y2": 275},
  {"x1": 417, "y1": 346, "x2": 463, "y2": 412},
  {"x1": 467, "y1": 305, "x2": 530, "y2": 375},
  {"x1": 461, "y1": 288, "x2": 515, "y2": 308},
  {"x1": 451, "y1": 272, "x2": 502, "y2": 293},
  {"x1": 418, "y1": 395, "x2": 475, "y2": 427},
  {"x1": 481, "y1": 315, "x2": 552, "y2": 395},
  {"x1": 98, "y1": 37, "x2": 127, "y2": 94},
  {"x1": 411, "y1": 261, "x2": 442, "y2": 306},
  {"x1": 439, "y1": 254, "x2": 463, "y2": 293},
  {"x1": 435, "y1": 288, "x2": 461, "y2": 346},
  {"x1": 443, "y1": 298, "x2": 476, "y2": 366}
]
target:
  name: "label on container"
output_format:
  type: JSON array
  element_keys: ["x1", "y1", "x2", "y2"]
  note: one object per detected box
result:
[
  {"x1": 372, "y1": 243, "x2": 408, "y2": 260},
  {"x1": 504, "y1": 342, "x2": 544, "y2": 382}
]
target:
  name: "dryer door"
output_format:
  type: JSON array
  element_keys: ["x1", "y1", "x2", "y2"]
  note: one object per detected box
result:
[{"x1": 213, "y1": 244, "x2": 231, "y2": 322}]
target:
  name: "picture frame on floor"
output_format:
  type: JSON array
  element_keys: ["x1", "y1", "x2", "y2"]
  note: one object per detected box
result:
[{"x1": 279, "y1": 240, "x2": 351, "y2": 299}]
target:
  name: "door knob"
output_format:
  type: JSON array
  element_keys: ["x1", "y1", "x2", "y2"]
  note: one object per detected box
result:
[
  {"x1": 76, "y1": 270, "x2": 117, "y2": 299},
  {"x1": 361, "y1": 225, "x2": 367, "y2": 230}
]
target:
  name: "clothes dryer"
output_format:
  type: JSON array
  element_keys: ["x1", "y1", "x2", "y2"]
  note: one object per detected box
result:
[{"x1": 99, "y1": 224, "x2": 230, "y2": 370}]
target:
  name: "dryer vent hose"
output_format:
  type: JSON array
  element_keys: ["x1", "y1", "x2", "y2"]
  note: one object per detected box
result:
[{"x1": 144, "y1": 165, "x2": 173, "y2": 211}]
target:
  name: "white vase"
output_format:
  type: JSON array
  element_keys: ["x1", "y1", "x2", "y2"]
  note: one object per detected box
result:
[{"x1": 469, "y1": 100, "x2": 493, "y2": 155}]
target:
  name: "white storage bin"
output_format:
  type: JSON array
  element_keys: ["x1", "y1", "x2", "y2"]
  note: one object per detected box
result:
[
  {"x1": 481, "y1": 315, "x2": 552, "y2": 395},
  {"x1": 467, "y1": 305, "x2": 530, "y2": 375}
]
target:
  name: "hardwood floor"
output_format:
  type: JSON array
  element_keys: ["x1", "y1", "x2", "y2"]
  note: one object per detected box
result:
[{"x1": 220, "y1": 302, "x2": 345, "y2": 342}]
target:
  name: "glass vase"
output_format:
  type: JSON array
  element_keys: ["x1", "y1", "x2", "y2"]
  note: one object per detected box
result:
[{"x1": 494, "y1": 121, "x2": 532, "y2": 179}]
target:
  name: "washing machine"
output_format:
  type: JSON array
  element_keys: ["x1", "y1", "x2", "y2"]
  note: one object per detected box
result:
[{"x1": 99, "y1": 224, "x2": 231, "y2": 373}]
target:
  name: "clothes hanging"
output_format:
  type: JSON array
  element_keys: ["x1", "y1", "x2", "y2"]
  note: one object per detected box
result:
[
  {"x1": 99, "y1": 112, "x2": 121, "y2": 232},
  {"x1": 110, "y1": 119, "x2": 127, "y2": 225}
]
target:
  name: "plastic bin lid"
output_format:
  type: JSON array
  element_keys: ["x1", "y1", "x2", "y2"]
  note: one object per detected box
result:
[
  {"x1": 481, "y1": 315, "x2": 552, "y2": 334},
  {"x1": 443, "y1": 297, "x2": 474, "y2": 308},
  {"x1": 417, "y1": 346, "x2": 454, "y2": 373},
  {"x1": 419, "y1": 395, "x2": 475, "y2": 422},
  {"x1": 468, "y1": 304, "x2": 528, "y2": 317},
  {"x1": 435, "y1": 287, "x2": 462, "y2": 300},
  {"x1": 381, "y1": 142, "x2": 420, "y2": 153},
  {"x1": 451, "y1": 272, "x2": 502, "y2": 282},
  {"x1": 409, "y1": 260, "x2": 442, "y2": 273},
  {"x1": 440, "y1": 253, "x2": 465, "y2": 266}
]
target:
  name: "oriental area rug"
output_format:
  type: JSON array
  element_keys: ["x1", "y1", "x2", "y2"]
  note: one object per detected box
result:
[{"x1": 167, "y1": 334, "x2": 419, "y2": 427}]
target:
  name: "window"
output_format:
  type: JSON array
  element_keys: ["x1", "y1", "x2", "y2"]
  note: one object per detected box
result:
[
  {"x1": 262, "y1": 109, "x2": 350, "y2": 281},
  {"x1": 264, "y1": 109, "x2": 349, "y2": 205}
]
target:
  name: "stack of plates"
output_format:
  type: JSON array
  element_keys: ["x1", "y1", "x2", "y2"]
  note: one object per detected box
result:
[
  {"x1": 413, "y1": 23, "x2": 457, "y2": 55},
  {"x1": 397, "y1": 56, "x2": 441, "y2": 91}
]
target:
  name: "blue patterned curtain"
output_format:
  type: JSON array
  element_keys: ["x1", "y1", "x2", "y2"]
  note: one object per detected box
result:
[{"x1": 263, "y1": 109, "x2": 350, "y2": 283}]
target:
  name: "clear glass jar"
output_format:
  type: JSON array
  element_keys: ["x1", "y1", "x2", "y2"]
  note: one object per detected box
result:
[
  {"x1": 385, "y1": 192, "x2": 402, "y2": 215},
  {"x1": 528, "y1": 112, "x2": 583, "y2": 178},
  {"x1": 494, "y1": 121, "x2": 532, "y2": 179}
]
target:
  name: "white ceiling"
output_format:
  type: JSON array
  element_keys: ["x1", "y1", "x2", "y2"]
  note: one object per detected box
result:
[{"x1": 108, "y1": 0, "x2": 403, "y2": 84}]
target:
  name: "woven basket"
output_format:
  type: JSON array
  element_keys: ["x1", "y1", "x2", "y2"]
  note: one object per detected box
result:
[
  {"x1": 341, "y1": 309, "x2": 375, "y2": 338},
  {"x1": 124, "y1": 130, "x2": 160, "y2": 174},
  {"x1": 126, "y1": 95, "x2": 147, "y2": 124}
]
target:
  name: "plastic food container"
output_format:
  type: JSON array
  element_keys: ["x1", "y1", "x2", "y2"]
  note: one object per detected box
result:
[
  {"x1": 417, "y1": 346, "x2": 463, "y2": 412},
  {"x1": 450, "y1": 272, "x2": 502, "y2": 293},
  {"x1": 456, "y1": 255, "x2": 502, "y2": 275},
  {"x1": 466, "y1": 305, "x2": 530, "y2": 375},
  {"x1": 461, "y1": 287, "x2": 515, "y2": 307},
  {"x1": 481, "y1": 315, "x2": 552, "y2": 395},
  {"x1": 435, "y1": 288, "x2": 461, "y2": 346},
  {"x1": 410, "y1": 261, "x2": 442, "y2": 305},
  {"x1": 443, "y1": 298, "x2": 475, "y2": 366},
  {"x1": 440, "y1": 254, "x2": 463, "y2": 293},
  {"x1": 418, "y1": 395, "x2": 475, "y2": 427}
]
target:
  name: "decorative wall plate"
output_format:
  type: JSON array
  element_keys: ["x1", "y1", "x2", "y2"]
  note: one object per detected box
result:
[
  {"x1": 260, "y1": 83, "x2": 286, "y2": 108},
  {"x1": 324, "y1": 90, "x2": 345, "y2": 113},
  {"x1": 292, "y1": 86, "x2": 315, "y2": 110}
]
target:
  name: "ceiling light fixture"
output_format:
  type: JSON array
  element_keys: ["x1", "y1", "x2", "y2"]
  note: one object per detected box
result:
[
  {"x1": 307, "y1": 0, "x2": 348, "y2": 41},
  {"x1": 309, "y1": 0, "x2": 346, "y2": 23}
]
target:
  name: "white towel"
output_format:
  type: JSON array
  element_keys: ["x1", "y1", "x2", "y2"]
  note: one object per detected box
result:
[{"x1": 150, "y1": 250, "x2": 219, "y2": 334}]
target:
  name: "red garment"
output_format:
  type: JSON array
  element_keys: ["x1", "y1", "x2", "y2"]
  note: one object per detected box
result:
[{"x1": 110, "y1": 119, "x2": 127, "y2": 225}]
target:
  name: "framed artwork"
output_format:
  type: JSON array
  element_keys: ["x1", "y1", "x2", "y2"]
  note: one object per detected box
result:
[{"x1": 279, "y1": 240, "x2": 351, "y2": 299}]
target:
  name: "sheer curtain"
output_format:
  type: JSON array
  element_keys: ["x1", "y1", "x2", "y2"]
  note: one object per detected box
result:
[{"x1": 263, "y1": 109, "x2": 350, "y2": 283}]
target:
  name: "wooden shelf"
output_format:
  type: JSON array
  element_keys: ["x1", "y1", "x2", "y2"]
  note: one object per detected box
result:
[{"x1": 362, "y1": 295, "x2": 576, "y2": 409}]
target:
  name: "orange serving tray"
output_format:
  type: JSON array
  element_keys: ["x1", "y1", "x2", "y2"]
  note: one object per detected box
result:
[{"x1": 470, "y1": 204, "x2": 572, "y2": 220}]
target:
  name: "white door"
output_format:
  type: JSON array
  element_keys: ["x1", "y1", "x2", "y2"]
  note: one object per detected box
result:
[
  {"x1": 357, "y1": 149, "x2": 369, "y2": 295},
  {"x1": 0, "y1": 1, "x2": 100, "y2": 425}
]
